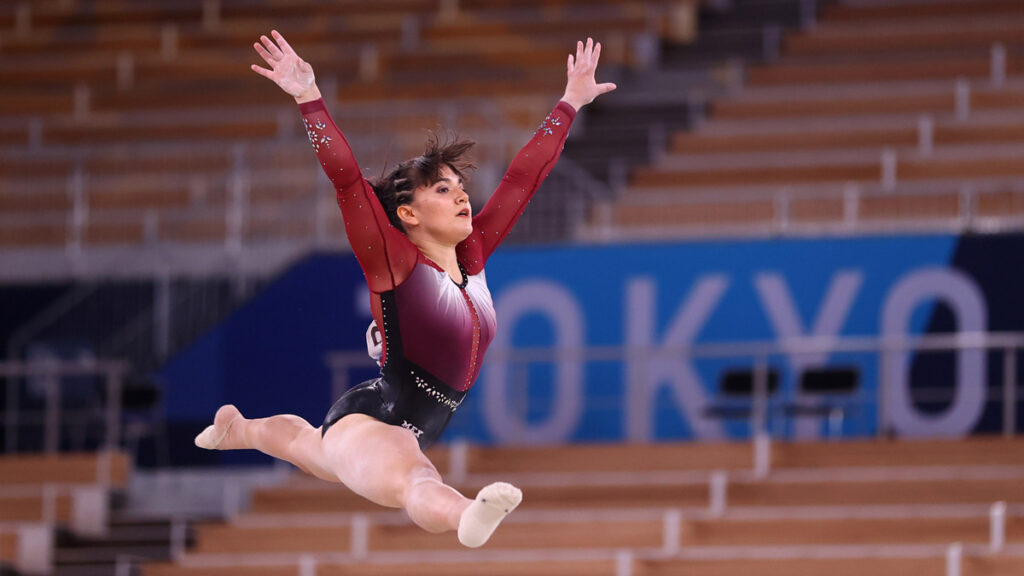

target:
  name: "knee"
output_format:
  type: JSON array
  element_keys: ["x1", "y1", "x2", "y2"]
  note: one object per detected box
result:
[{"x1": 402, "y1": 463, "x2": 443, "y2": 499}]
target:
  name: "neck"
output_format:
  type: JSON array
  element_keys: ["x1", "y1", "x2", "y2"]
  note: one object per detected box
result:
[{"x1": 414, "y1": 237, "x2": 460, "y2": 280}]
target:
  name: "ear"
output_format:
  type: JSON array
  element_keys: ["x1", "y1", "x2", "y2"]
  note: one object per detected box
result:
[{"x1": 397, "y1": 204, "x2": 418, "y2": 227}]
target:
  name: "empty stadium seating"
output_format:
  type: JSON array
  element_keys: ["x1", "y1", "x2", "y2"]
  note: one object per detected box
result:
[
  {"x1": 596, "y1": 0, "x2": 1024, "y2": 236},
  {"x1": 0, "y1": 0, "x2": 665, "y2": 251},
  {"x1": 140, "y1": 437, "x2": 1024, "y2": 576},
  {"x1": 0, "y1": 451, "x2": 131, "y2": 574}
]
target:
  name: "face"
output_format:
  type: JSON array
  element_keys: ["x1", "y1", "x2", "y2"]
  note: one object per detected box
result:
[{"x1": 400, "y1": 165, "x2": 473, "y2": 245}]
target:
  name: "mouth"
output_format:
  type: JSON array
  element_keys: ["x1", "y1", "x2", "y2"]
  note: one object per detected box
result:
[{"x1": 457, "y1": 209, "x2": 470, "y2": 218}]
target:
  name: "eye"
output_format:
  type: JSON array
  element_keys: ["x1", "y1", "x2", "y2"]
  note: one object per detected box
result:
[{"x1": 438, "y1": 186, "x2": 449, "y2": 194}]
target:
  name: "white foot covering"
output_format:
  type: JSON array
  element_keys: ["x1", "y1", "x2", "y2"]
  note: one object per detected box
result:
[
  {"x1": 194, "y1": 413, "x2": 239, "y2": 450},
  {"x1": 457, "y1": 482, "x2": 522, "y2": 548}
]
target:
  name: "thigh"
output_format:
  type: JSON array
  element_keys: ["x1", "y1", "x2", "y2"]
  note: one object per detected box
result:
[{"x1": 322, "y1": 413, "x2": 438, "y2": 509}]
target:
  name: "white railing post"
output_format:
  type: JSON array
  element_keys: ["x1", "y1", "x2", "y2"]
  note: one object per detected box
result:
[
  {"x1": 1003, "y1": 348, "x2": 1016, "y2": 437},
  {"x1": 648, "y1": 124, "x2": 667, "y2": 165},
  {"x1": 609, "y1": 158, "x2": 628, "y2": 192},
  {"x1": 15, "y1": 3, "x2": 31, "y2": 38},
  {"x1": 774, "y1": 190, "x2": 790, "y2": 234},
  {"x1": 222, "y1": 479, "x2": 241, "y2": 520},
  {"x1": 358, "y1": 44, "x2": 380, "y2": 82},
  {"x1": 989, "y1": 501, "x2": 1006, "y2": 553},
  {"x1": 799, "y1": 0, "x2": 817, "y2": 30},
  {"x1": 225, "y1": 163, "x2": 248, "y2": 258},
  {"x1": 754, "y1": 431, "x2": 771, "y2": 478},
  {"x1": 448, "y1": 439, "x2": 469, "y2": 485},
  {"x1": 202, "y1": 0, "x2": 220, "y2": 31},
  {"x1": 28, "y1": 117, "x2": 43, "y2": 149},
  {"x1": 170, "y1": 517, "x2": 187, "y2": 561},
  {"x1": 401, "y1": 15, "x2": 420, "y2": 50},
  {"x1": 96, "y1": 449, "x2": 112, "y2": 487},
  {"x1": 762, "y1": 24, "x2": 782, "y2": 63},
  {"x1": 843, "y1": 183, "x2": 860, "y2": 229},
  {"x1": 439, "y1": 0, "x2": 459, "y2": 20},
  {"x1": 958, "y1": 184, "x2": 976, "y2": 232},
  {"x1": 74, "y1": 84, "x2": 90, "y2": 121},
  {"x1": 752, "y1": 355, "x2": 769, "y2": 435},
  {"x1": 114, "y1": 555, "x2": 132, "y2": 576},
  {"x1": 298, "y1": 554, "x2": 316, "y2": 576},
  {"x1": 917, "y1": 115, "x2": 934, "y2": 157},
  {"x1": 880, "y1": 148, "x2": 897, "y2": 191},
  {"x1": 946, "y1": 542, "x2": 963, "y2": 576},
  {"x1": 687, "y1": 89, "x2": 708, "y2": 127},
  {"x1": 43, "y1": 371, "x2": 61, "y2": 454},
  {"x1": 161, "y1": 24, "x2": 179, "y2": 61},
  {"x1": 662, "y1": 508, "x2": 681, "y2": 555},
  {"x1": 67, "y1": 162, "x2": 87, "y2": 270},
  {"x1": 116, "y1": 52, "x2": 135, "y2": 90},
  {"x1": 350, "y1": 514, "x2": 369, "y2": 560},
  {"x1": 42, "y1": 484, "x2": 58, "y2": 525},
  {"x1": 16, "y1": 524, "x2": 52, "y2": 574},
  {"x1": 709, "y1": 471, "x2": 727, "y2": 517},
  {"x1": 104, "y1": 366, "x2": 123, "y2": 451},
  {"x1": 615, "y1": 549, "x2": 634, "y2": 576},
  {"x1": 955, "y1": 79, "x2": 970, "y2": 121},
  {"x1": 154, "y1": 268, "x2": 171, "y2": 361},
  {"x1": 990, "y1": 43, "x2": 1006, "y2": 88}
]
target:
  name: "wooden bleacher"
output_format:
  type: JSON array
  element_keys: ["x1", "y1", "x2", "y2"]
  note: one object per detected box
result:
[
  {"x1": 0, "y1": 451, "x2": 132, "y2": 574},
  {"x1": 595, "y1": 0, "x2": 1024, "y2": 237},
  {"x1": 141, "y1": 437, "x2": 1024, "y2": 576},
  {"x1": 1, "y1": 0, "x2": 666, "y2": 250}
]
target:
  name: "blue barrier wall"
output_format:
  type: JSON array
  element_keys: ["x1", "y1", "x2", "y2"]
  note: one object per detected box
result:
[{"x1": 161, "y1": 233, "x2": 1023, "y2": 459}]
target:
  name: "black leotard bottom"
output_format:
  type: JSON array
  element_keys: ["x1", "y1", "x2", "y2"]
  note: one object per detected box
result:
[{"x1": 321, "y1": 375, "x2": 466, "y2": 450}]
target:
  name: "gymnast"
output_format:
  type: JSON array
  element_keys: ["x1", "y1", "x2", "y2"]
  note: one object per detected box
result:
[{"x1": 195, "y1": 30, "x2": 615, "y2": 547}]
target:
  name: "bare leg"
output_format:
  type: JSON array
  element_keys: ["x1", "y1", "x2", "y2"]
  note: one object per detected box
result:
[
  {"x1": 322, "y1": 413, "x2": 469, "y2": 532},
  {"x1": 196, "y1": 404, "x2": 337, "y2": 482},
  {"x1": 196, "y1": 406, "x2": 519, "y2": 543}
]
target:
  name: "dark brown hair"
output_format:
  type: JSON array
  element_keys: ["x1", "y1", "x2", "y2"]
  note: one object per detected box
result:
[{"x1": 370, "y1": 132, "x2": 477, "y2": 233}]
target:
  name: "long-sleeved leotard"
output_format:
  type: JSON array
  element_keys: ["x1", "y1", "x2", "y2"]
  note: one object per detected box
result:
[{"x1": 300, "y1": 98, "x2": 575, "y2": 447}]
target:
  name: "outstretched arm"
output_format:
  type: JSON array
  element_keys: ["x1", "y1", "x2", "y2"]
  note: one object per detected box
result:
[
  {"x1": 252, "y1": 31, "x2": 415, "y2": 291},
  {"x1": 460, "y1": 38, "x2": 616, "y2": 269}
]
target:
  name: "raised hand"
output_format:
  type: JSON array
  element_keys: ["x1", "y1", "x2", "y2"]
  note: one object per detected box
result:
[
  {"x1": 561, "y1": 38, "x2": 617, "y2": 111},
  {"x1": 251, "y1": 30, "x2": 321, "y2": 103}
]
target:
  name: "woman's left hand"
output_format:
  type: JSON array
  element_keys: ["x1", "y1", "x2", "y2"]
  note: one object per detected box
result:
[{"x1": 561, "y1": 38, "x2": 617, "y2": 111}]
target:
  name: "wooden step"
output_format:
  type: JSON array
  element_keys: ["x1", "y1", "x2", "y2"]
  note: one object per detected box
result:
[
  {"x1": 0, "y1": 452, "x2": 129, "y2": 486},
  {"x1": 821, "y1": 0, "x2": 1024, "y2": 23},
  {"x1": 0, "y1": 493, "x2": 73, "y2": 523},
  {"x1": 748, "y1": 51, "x2": 1022, "y2": 87},
  {"x1": 144, "y1": 559, "x2": 613, "y2": 576},
  {"x1": 632, "y1": 162, "x2": 879, "y2": 188},
  {"x1": 786, "y1": 20, "x2": 1024, "y2": 56}
]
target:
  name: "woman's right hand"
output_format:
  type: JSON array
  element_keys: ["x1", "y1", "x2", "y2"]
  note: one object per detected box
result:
[{"x1": 251, "y1": 30, "x2": 321, "y2": 103}]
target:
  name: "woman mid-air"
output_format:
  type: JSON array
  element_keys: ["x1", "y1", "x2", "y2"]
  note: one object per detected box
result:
[{"x1": 195, "y1": 30, "x2": 615, "y2": 547}]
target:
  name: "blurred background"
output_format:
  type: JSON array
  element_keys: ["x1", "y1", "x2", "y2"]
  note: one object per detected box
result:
[{"x1": 1, "y1": 0, "x2": 1023, "y2": 574}]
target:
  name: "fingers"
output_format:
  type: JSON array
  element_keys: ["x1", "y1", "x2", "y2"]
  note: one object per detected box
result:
[
  {"x1": 569, "y1": 38, "x2": 600, "y2": 74},
  {"x1": 253, "y1": 42, "x2": 275, "y2": 66},
  {"x1": 598, "y1": 82, "x2": 617, "y2": 95},
  {"x1": 271, "y1": 30, "x2": 295, "y2": 56},
  {"x1": 260, "y1": 34, "x2": 284, "y2": 60},
  {"x1": 567, "y1": 54, "x2": 575, "y2": 74},
  {"x1": 250, "y1": 64, "x2": 274, "y2": 80}
]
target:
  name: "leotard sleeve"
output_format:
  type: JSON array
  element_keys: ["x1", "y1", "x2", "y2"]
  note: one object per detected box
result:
[
  {"x1": 458, "y1": 101, "x2": 576, "y2": 273},
  {"x1": 299, "y1": 98, "x2": 418, "y2": 291}
]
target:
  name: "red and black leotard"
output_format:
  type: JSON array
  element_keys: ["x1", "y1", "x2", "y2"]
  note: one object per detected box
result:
[{"x1": 300, "y1": 98, "x2": 576, "y2": 448}]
